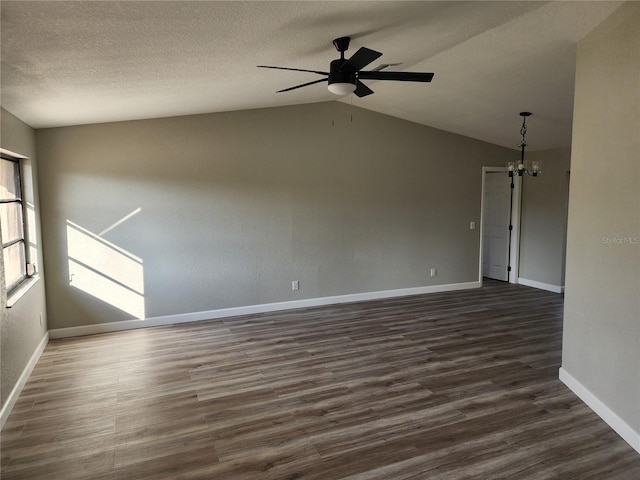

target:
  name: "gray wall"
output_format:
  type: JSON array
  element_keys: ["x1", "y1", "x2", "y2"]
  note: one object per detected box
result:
[
  {"x1": 36, "y1": 102, "x2": 513, "y2": 330},
  {"x1": 562, "y1": 2, "x2": 640, "y2": 432},
  {"x1": 0, "y1": 108, "x2": 48, "y2": 408},
  {"x1": 518, "y1": 148, "x2": 571, "y2": 287}
]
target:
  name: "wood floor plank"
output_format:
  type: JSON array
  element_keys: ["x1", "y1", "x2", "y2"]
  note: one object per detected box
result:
[{"x1": 1, "y1": 280, "x2": 639, "y2": 479}]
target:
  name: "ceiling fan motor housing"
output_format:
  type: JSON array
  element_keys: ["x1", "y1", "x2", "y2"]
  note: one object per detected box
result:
[{"x1": 329, "y1": 59, "x2": 356, "y2": 87}]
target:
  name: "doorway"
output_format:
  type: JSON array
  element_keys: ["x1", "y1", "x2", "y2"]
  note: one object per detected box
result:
[{"x1": 480, "y1": 167, "x2": 521, "y2": 283}]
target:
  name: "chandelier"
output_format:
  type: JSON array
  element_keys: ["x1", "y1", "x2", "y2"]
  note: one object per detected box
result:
[{"x1": 507, "y1": 112, "x2": 541, "y2": 177}]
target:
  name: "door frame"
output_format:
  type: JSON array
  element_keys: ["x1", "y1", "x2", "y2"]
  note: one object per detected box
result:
[{"x1": 479, "y1": 166, "x2": 522, "y2": 284}]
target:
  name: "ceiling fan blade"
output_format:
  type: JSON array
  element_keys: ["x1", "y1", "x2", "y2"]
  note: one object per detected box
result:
[
  {"x1": 354, "y1": 80, "x2": 374, "y2": 98},
  {"x1": 276, "y1": 77, "x2": 328, "y2": 93},
  {"x1": 258, "y1": 65, "x2": 329, "y2": 76},
  {"x1": 358, "y1": 71, "x2": 434, "y2": 82},
  {"x1": 342, "y1": 47, "x2": 383, "y2": 72}
]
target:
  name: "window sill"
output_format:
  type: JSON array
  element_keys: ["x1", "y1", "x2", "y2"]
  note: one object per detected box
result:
[{"x1": 7, "y1": 276, "x2": 40, "y2": 308}]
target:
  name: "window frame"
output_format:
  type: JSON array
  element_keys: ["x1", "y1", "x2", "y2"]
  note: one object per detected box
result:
[{"x1": 0, "y1": 152, "x2": 34, "y2": 301}]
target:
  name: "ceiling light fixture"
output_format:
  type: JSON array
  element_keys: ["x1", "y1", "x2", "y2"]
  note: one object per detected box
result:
[
  {"x1": 507, "y1": 112, "x2": 541, "y2": 177},
  {"x1": 328, "y1": 82, "x2": 356, "y2": 96}
]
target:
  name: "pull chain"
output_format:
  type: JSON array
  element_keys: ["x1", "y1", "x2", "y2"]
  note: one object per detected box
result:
[
  {"x1": 350, "y1": 95, "x2": 353, "y2": 123},
  {"x1": 332, "y1": 100, "x2": 335, "y2": 127}
]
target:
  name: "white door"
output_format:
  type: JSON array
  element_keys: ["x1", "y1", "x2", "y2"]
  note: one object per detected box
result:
[{"x1": 482, "y1": 172, "x2": 511, "y2": 281}]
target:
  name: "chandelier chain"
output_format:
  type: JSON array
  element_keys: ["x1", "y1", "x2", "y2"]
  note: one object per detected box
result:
[{"x1": 520, "y1": 117, "x2": 528, "y2": 147}]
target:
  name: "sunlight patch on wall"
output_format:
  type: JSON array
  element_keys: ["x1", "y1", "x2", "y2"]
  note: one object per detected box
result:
[{"x1": 67, "y1": 217, "x2": 145, "y2": 319}]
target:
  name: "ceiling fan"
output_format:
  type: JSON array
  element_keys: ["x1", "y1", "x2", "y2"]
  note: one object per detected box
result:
[{"x1": 258, "y1": 36, "x2": 434, "y2": 97}]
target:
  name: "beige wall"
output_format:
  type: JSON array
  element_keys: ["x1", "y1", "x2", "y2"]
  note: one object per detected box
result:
[
  {"x1": 518, "y1": 148, "x2": 571, "y2": 287},
  {"x1": 562, "y1": 2, "x2": 640, "y2": 432},
  {"x1": 0, "y1": 108, "x2": 48, "y2": 408},
  {"x1": 36, "y1": 102, "x2": 513, "y2": 329}
]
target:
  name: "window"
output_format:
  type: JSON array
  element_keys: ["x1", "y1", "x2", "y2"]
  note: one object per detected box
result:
[{"x1": 0, "y1": 155, "x2": 28, "y2": 294}]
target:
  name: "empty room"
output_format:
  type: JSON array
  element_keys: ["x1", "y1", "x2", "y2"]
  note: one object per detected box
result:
[{"x1": 0, "y1": 1, "x2": 638, "y2": 479}]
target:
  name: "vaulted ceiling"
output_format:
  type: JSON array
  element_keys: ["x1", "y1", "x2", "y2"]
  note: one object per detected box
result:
[{"x1": 0, "y1": 1, "x2": 621, "y2": 150}]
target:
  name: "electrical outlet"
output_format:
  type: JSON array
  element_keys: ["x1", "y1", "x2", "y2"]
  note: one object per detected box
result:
[
  {"x1": 470, "y1": 221, "x2": 476, "y2": 230},
  {"x1": 430, "y1": 268, "x2": 437, "y2": 277},
  {"x1": 291, "y1": 280, "x2": 299, "y2": 291},
  {"x1": 39, "y1": 313, "x2": 43, "y2": 325}
]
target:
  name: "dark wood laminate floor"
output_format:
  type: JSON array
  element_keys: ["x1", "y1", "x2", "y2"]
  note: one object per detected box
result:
[{"x1": 2, "y1": 280, "x2": 639, "y2": 479}]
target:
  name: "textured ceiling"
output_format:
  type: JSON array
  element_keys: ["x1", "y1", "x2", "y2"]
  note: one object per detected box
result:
[{"x1": 0, "y1": 1, "x2": 622, "y2": 149}]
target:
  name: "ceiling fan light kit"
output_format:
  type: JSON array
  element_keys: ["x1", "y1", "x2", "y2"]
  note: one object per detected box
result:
[
  {"x1": 258, "y1": 36, "x2": 434, "y2": 98},
  {"x1": 327, "y1": 82, "x2": 356, "y2": 96}
]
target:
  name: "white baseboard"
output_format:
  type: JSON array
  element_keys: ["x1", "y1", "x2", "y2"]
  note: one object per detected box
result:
[
  {"x1": 518, "y1": 277, "x2": 564, "y2": 294},
  {"x1": 559, "y1": 367, "x2": 640, "y2": 454},
  {"x1": 1, "y1": 331, "x2": 49, "y2": 430},
  {"x1": 49, "y1": 281, "x2": 480, "y2": 339}
]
